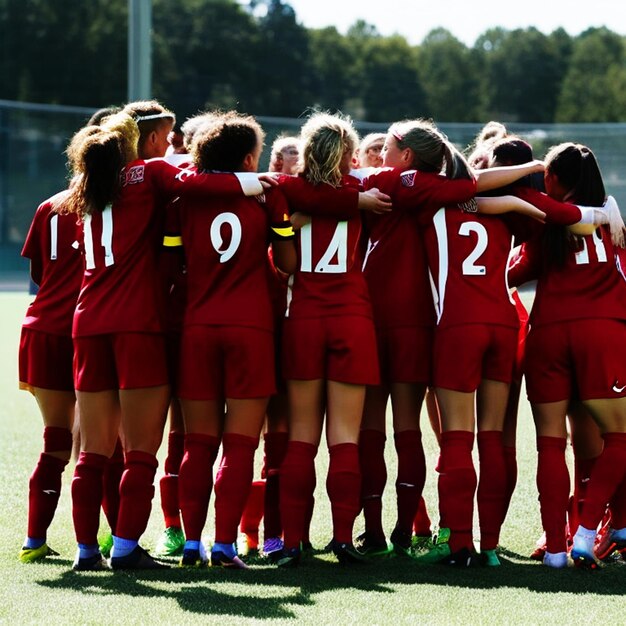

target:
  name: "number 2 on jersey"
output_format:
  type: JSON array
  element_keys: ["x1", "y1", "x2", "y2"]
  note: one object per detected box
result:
[{"x1": 459, "y1": 221, "x2": 488, "y2": 275}]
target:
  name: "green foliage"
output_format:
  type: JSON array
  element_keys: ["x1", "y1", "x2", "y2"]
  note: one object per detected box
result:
[{"x1": 1, "y1": 0, "x2": 625, "y2": 122}]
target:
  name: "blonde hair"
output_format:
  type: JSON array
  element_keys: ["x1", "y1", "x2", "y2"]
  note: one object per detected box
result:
[
  {"x1": 64, "y1": 112, "x2": 139, "y2": 216},
  {"x1": 389, "y1": 119, "x2": 472, "y2": 180},
  {"x1": 300, "y1": 113, "x2": 358, "y2": 187}
]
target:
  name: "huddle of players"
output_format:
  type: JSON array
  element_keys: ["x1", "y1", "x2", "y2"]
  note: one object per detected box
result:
[{"x1": 18, "y1": 100, "x2": 626, "y2": 572}]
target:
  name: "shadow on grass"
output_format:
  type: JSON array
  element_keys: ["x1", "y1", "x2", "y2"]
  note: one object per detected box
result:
[{"x1": 36, "y1": 550, "x2": 625, "y2": 620}]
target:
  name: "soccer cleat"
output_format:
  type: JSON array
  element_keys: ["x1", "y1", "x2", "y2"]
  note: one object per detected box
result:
[
  {"x1": 263, "y1": 537, "x2": 284, "y2": 563},
  {"x1": 110, "y1": 545, "x2": 170, "y2": 570},
  {"x1": 179, "y1": 548, "x2": 208, "y2": 568},
  {"x1": 480, "y1": 549, "x2": 501, "y2": 567},
  {"x1": 73, "y1": 552, "x2": 110, "y2": 571},
  {"x1": 530, "y1": 532, "x2": 547, "y2": 561},
  {"x1": 99, "y1": 532, "x2": 114, "y2": 559},
  {"x1": 571, "y1": 530, "x2": 603, "y2": 569},
  {"x1": 411, "y1": 534, "x2": 434, "y2": 555},
  {"x1": 390, "y1": 526, "x2": 412, "y2": 557},
  {"x1": 445, "y1": 547, "x2": 478, "y2": 568},
  {"x1": 414, "y1": 527, "x2": 452, "y2": 564},
  {"x1": 211, "y1": 544, "x2": 249, "y2": 570},
  {"x1": 276, "y1": 546, "x2": 301, "y2": 568},
  {"x1": 542, "y1": 550, "x2": 570, "y2": 569},
  {"x1": 329, "y1": 539, "x2": 367, "y2": 564},
  {"x1": 154, "y1": 526, "x2": 185, "y2": 557},
  {"x1": 19, "y1": 543, "x2": 59, "y2": 564},
  {"x1": 355, "y1": 531, "x2": 390, "y2": 557}
]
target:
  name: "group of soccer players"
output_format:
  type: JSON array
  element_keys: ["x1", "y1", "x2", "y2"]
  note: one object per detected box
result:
[{"x1": 17, "y1": 99, "x2": 626, "y2": 572}]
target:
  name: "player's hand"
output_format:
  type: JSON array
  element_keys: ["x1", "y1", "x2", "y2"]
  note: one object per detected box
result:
[
  {"x1": 258, "y1": 173, "x2": 280, "y2": 189},
  {"x1": 290, "y1": 212, "x2": 311, "y2": 230},
  {"x1": 358, "y1": 188, "x2": 392, "y2": 214}
]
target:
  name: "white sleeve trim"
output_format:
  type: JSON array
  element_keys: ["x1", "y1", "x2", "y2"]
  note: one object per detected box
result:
[{"x1": 235, "y1": 172, "x2": 263, "y2": 196}]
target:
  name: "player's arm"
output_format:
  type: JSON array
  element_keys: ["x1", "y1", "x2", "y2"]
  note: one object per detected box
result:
[
  {"x1": 475, "y1": 161, "x2": 545, "y2": 193},
  {"x1": 475, "y1": 195, "x2": 546, "y2": 222},
  {"x1": 267, "y1": 188, "x2": 297, "y2": 275}
]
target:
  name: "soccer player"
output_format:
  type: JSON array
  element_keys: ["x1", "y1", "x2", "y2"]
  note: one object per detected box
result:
[
  {"x1": 64, "y1": 111, "x2": 273, "y2": 570},
  {"x1": 174, "y1": 112, "x2": 296, "y2": 569},
  {"x1": 510, "y1": 143, "x2": 626, "y2": 568},
  {"x1": 357, "y1": 133, "x2": 385, "y2": 168},
  {"x1": 18, "y1": 189, "x2": 82, "y2": 563},
  {"x1": 269, "y1": 135, "x2": 300, "y2": 174}
]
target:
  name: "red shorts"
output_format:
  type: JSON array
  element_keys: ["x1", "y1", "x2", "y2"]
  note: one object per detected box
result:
[
  {"x1": 376, "y1": 325, "x2": 433, "y2": 385},
  {"x1": 525, "y1": 318, "x2": 626, "y2": 403},
  {"x1": 19, "y1": 327, "x2": 74, "y2": 392},
  {"x1": 73, "y1": 333, "x2": 169, "y2": 392},
  {"x1": 433, "y1": 323, "x2": 518, "y2": 392},
  {"x1": 282, "y1": 315, "x2": 379, "y2": 385},
  {"x1": 178, "y1": 325, "x2": 275, "y2": 400}
]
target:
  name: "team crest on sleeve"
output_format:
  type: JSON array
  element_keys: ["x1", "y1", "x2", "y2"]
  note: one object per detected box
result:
[
  {"x1": 255, "y1": 193, "x2": 266, "y2": 204},
  {"x1": 459, "y1": 199, "x2": 478, "y2": 213},
  {"x1": 122, "y1": 165, "x2": 145, "y2": 186},
  {"x1": 400, "y1": 171, "x2": 417, "y2": 187}
]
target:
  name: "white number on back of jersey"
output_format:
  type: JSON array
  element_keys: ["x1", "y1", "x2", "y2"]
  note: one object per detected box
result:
[
  {"x1": 575, "y1": 230, "x2": 608, "y2": 265},
  {"x1": 50, "y1": 214, "x2": 58, "y2": 260},
  {"x1": 459, "y1": 221, "x2": 488, "y2": 275},
  {"x1": 83, "y1": 205, "x2": 115, "y2": 270},
  {"x1": 210, "y1": 212, "x2": 242, "y2": 263},
  {"x1": 300, "y1": 221, "x2": 348, "y2": 273}
]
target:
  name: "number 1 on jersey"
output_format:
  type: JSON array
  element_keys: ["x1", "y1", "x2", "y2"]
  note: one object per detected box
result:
[{"x1": 300, "y1": 221, "x2": 348, "y2": 273}]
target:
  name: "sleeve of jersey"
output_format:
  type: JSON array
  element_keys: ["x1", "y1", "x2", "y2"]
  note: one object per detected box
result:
[
  {"x1": 153, "y1": 159, "x2": 263, "y2": 199},
  {"x1": 162, "y1": 200, "x2": 183, "y2": 251},
  {"x1": 267, "y1": 188, "x2": 295, "y2": 241},
  {"x1": 278, "y1": 175, "x2": 359, "y2": 218},
  {"x1": 515, "y1": 187, "x2": 581, "y2": 225},
  {"x1": 381, "y1": 170, "x2": 476, "y2": 211},
  {"x1": 507, "y1": 240, "x2": 540, "y2": 287},
  {"x1": 22, "y1": 204, "x2": 46, "y2": 285}
]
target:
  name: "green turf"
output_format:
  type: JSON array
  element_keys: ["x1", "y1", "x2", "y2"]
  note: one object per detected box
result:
[{"x1": 1, "y1": 292, "x2": 623, "y2": 625}]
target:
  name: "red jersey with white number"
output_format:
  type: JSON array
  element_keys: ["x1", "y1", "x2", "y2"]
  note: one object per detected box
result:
[
  {"x1": 22, "y1": 191, "x2": 83, "y2": 336},
  {"x1": 421, "y1": 207, "x2": 519, "y2": 329},
  {"x1": 178, "y1": 187, "x2": 291, "y2": 331},
  {"x1": 509, "y1": 225, "x2": 626, "y2": 327},
  {"x1": 283, "y1": 175, "x2": 372, "y2": 319},
  {"x1": 73, "y1": 159, "x2": 252, "y2": 337},
  {"x1": 360, "y1": 168, "x2": 477, "y2": 329}
]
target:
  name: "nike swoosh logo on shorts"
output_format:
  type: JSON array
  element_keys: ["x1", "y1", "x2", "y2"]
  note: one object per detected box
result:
[{"x1": 612, "y1": 383, "x2": 626, "y2": 393}]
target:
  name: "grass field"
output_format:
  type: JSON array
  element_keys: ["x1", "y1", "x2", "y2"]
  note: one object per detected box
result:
[{"x1": 0, "y1": 291, "x2": 623, "y2": 625}]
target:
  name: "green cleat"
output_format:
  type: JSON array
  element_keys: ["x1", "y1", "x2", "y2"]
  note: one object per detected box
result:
[
  {"x1": 154, "y1": 526, "x2": 185, "y2": 557},
  {"x1": 390, "y1": 527, "x2": 412, "y2": 557},
  {"x1": 99, "y1": 532, "x2": 114, "y2": 559},
  {"x1": 355, "y1": 532, "x2": 390, "y2": 558},
  {"x1": 480, "y1": 549, "x2": 501, "y2": 567},
  {"x1": 411, "y1": 534, "x2": 434, "y2": 555},
  {"x1": 414, "y1": 528, "x2": 452, "y2": 564},
  {"x1": 19, "y1": 543, "x2": 58, "y2": 564}
]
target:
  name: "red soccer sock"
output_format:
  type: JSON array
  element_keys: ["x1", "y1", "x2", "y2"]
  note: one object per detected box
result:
[
  {"x1": 413, "y1": 497, "x2": 432, "y2": 537},
  {"x1": 438, "y1": 431, "x2": 477, "y2": 553},
  {"x1": 72, "y1": 451, "x2": 107, "y2": 545},
  {"x1": 263, "y1": 431, "x2": 288, "y2": 539},
  {"x1": 327, "y1": 443, "x2": 361, "y2": 544},
  {"x1": 502, "y1": 445, "x2": 518, "y2": 519},
  {"x1": 178, "y1": 433, "x2": 220, "y2": 542},
  {"x1": 280, "y1": 441, "x2": 317, "y2": 549},
  {"x1": 569, "y1": 455, "x2": 598, "y2": 536},
  {"x1": 27, "y1": 426, "x2": 72, "y2": 540},
  {"x1": 359, "y1": 429, "x2": 387, "y2": 542},
  {"x1": 477, "y1": 431, "x2": 507, "y2": 551},
  {"x1": 115, "y1": 451, "x2": 158, "y2": 541},
  {"x1": 579, "y1": 433, "x2": 626, "y2": 531},
  {"x1": 537, "y1": 436, "x2": 570, "y2": 554},
  {"x1": 214, "y1": 433, "x2": 259, "y2": 545},
  {"x1": 101, "y1": 438, "x2": 124, "y2": 533},
  {"x1": 160, "y1": 431, "x2": 185, "y2": 529},
  {"x1": 395, "y1": 430, "x2": 426, "y2": 535},
  {"x1": 609, "y1": 475, "x2": 626, "y2": 529},
  {"x1": 240, "y1": 480, "x2": 266, "y2": 548}
]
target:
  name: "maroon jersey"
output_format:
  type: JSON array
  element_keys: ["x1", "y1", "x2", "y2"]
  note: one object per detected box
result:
[
  {"x1": 21, "y1": 191, "x2": 83, "y2": 336},
  {"x1": 178, "y1": 187, "x2": 292, "y2": 331},
  {"x1": 72, "y1": 159, "x2": 257, "y2": 337},
  {"x1": 283, "y1": 176, "x2": 372, "y2": 320},
  {"x1": 509, "y1": 225, "x2": 626, "y2": 327},
  {"x1": 360, "y1": 168, "x2": 476, "y2": 329}
]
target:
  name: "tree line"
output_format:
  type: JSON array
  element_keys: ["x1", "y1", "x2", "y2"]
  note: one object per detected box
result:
[{"x1": 1, "y1": 0, "x2": 625, "y2": 123}]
